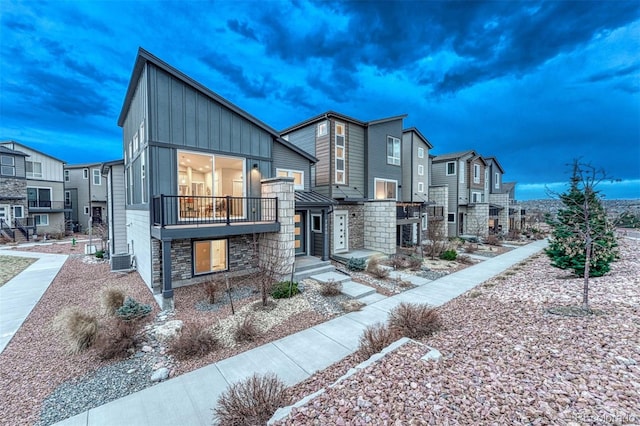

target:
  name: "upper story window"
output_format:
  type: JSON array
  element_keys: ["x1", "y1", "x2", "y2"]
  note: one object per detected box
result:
[
  {"x1": 473, "y1": 164, "x2": 481, "y2": 184},
  {"x1": 417, "y1": 182, "x2": 424, "y2": 193},
  {"x1": 317, "y1": 122, "x2": 328, "y2": 137},
  {"x1": 83, "y1": 168, "x2": 89, "y2": 179},
  {"x1": 495, "y1": 173, "x2": 500, "y2": 189},
  {"x1": 335, "y1": 122, "x2": 345, "y2": 184},
  {"x1": 1, "y1": 156, "x2": 15, "y2": 176},
  {"x1": 485, "y1": 170, "x2": 489, "y2": 190},
  {"x1": 133, "y1": 131, "x2": 139, "y2": 153},
  {"x1": 387, "y1": 136, "x2": 401, "y2": 166},
  {"x1": 27, "y1": 187, "x2": 52, "y2": 208},
  {"x1": 446, "y1": 161, "x2": 456, "y2": 176},
  {"x1": 472, "y1": 191, "x2": 482, "y2": 203},
  {"x1": 139, "y1": 121, "x2": 145, "y2": 144},
  {"x1": 64, "y1": 170, "x2": 70, "y2": 182},
  {"x1": 26, "y1": 161, "x2": 42, "y2": 178},
  {"x1": 65, "y1": 191, "x2": 71, "y2": 206},
  {"x1": 418, "y1": 164, "x2": 424, "y2": 176},
  {"x1": 92, "y1": 169, "x2": 101, "y2": 185},
  {"x1": 374, "y1": 178, "x2": 397, "y2": 200},
  {"x1": 276, "y1": 168, "x2": 304, "y2": 190},
  {"x1": 418, "y1": 147, "x2": 424, "y2": 159}
]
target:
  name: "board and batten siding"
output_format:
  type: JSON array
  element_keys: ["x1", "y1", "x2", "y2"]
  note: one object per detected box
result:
[
  {"x1": 0, "y1": 143, "x2": 64, "y2": 183},
  {"x1": 147, "y1": 64, "x2": 272, "y2": 160},
  {"x1": 272, "y1": 142, "x2": 311, "y2": 190},
  {"x1": 314, "y1": 127, "x2": 330, "y2": 188},
  {"x1": 107, "y1": 164, "x2": 128, "y2": 254},
  {"x1": 366, "y1": 119, "x2": 403, "y2": 199},
  {"x1": 341, "y1": 123, "x2": 365, "y2": 199}
]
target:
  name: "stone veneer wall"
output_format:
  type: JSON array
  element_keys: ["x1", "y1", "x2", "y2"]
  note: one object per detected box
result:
[
  {"x1": 428, "y1": 186, "x2": 448, "y2": 240},
  {"x1": 0, "y1": 177, "x2": 28, "y2": 218},
  {"x1": 363, "y1": 200, "x2": 396, "y2": 255},
  {"x1": 259, "y1": 177, "x2": 295, "y2": 277},
  {"x1": 465, "y1": 203, "x2": 490, "y2": 238},
  {"x1": 330, "y1": 203, "x2": 364, "y2": 254},
  {"x1": 490, "y1": 193, "x2": 510, "y2": 234}
]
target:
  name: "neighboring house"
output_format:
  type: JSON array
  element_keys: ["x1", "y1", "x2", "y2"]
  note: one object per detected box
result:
[
  {"x1": 114, "y1": 48, "x2": 332, "y2": 308},
  {"x1": 0, "y1": 141, "x2": 70, "y2": 238},
  {"x1": 484, "y1": 156, "x2": 524, "y2": 234},
  {"x1": 503, "y1": 181, "x2": 526, "y2": 231},
  {"x1": 101, "y1": 160, "x2": 128, "y2": 256},
  {"x1": 431, "y1": 150, "x2": 489, "y2": 238},
  {"x1": 281, "y1": 111, "x2": 409, "y2": 256},
  {"x1": 64, "y1": 162, "x2": 107, "y2": 232},
  {"x1": 0, "y1": 145, "x2": 30, "y2": 241}
]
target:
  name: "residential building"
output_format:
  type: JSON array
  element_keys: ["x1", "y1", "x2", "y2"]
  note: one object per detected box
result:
[
  {"x1": 101, "y1": 160, "x2": 128, "y2": 256},
  {"x1": 0, "y1": 141, "x2": 70, "y2": 239},
  {"x1": 484, "y1": 156, "x2": 524, "y2": 234},
  {"x1": 431, "y1": 150, "x2": 489, "y2": 238},
  {"x1": 114, "y1": 48, "x2": 333, "y2": 308},
  {"x1": 64, "y1": 162, "x2": 107, "y2": 232},
  {"x1": 281, "y1": 111, "x2": 408, "y2": 256}
]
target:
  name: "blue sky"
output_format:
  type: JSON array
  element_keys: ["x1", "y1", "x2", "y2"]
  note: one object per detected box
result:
[{"x1": 1, "y1": 0, "x2": 639, "y2": 200}]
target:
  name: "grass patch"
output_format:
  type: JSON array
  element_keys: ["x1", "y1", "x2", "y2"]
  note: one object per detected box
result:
[{"x1": 0, "y1": 255, "x2": 36, "y2": 287}]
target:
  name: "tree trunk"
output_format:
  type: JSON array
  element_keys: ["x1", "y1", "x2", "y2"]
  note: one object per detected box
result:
[{"x1": 582, "y1": 238, "x2": 592, "y2": 312}]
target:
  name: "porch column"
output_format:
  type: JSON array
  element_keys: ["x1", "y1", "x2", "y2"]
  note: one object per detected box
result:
[
  {"x1": 161, "y1": 238, "x2": 174, "y2": 310},
  {"x1": 322, "y1": 208, "x2": 329, "y2": 261}
]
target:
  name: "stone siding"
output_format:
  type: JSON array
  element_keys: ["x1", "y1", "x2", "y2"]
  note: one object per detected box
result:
[
  {"x1": 465, "y1": 203, "x2": 490, "y2": 238},
  {"x1": 428, "y1": 185, "x2": 448, "y2": 240},
  {"x1": 330, "y1": 203, "x2": 364, "y2": 254},
  {"x1": 490, "y1": 192, "x2": 510, "y2": 234},
  {"x1": 363, "y1": 200, "x2": 396, "y2": 255},
  {"x1": 259, "y1": 177, "x2": 295, "y2": 277}
]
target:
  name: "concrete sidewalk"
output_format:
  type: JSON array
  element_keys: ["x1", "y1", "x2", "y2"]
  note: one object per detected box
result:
[
  {"x1": 55, "y1": 239, "x2": 547, "y2": 426},
  {"x1": 0, "y1": 250, "x2": 68, "y2": 353}
]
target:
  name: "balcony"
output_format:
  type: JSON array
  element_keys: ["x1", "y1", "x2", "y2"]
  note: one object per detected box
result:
[
  {"x1": 28, "y1": 200, "x2": 71, "y2": 212},
  {"x1": 427, "y1": 206, "x2": 445, "y2": 221},
  {"x1": 151, "y1": 195, "x2": 280, "y2": 239},
  {"x1": 396, "y1": 202, "x2": 424, "y2": 225}
]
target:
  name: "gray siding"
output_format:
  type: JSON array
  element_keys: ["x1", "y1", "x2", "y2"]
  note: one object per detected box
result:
[
  {"x1": 341, "y1": 123, "x2": 365, "y2": 199},
  {"x1": 107, "y1": 164, "x2": 128, "y2": 254},
  {"x1": 272, "y1": 142, "x2": 311, "y2": 190},
  {"x1": 284, "y1": 125, "x2": 316, "y2": 157},
  {"x1": 401, "y1": 131, "x2": 429, "y2": 202},
  {"x1": 147, "y1": 64, "x2": 272, "y2": 159},
  {"x1": 431, "y1": 161, "x2": 459, "y2": 236},
  {"x1": 366, "y1": 119, "x2": 403, "y2": 199}
]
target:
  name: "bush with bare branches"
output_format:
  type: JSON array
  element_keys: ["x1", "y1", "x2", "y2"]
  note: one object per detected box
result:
[
  {"x1": 484, "y1": 235, "x2": 502, "y2": 246},
  {"x1": 234, "y1": 315, "x2": 260, "y2": 343},
  {"x1": 319, "y1": 279, "x2": 342, "y2": 296},
  {"x1": 169, "y1": 322, "x2": 219, "y2": 360},
  {"x1": 52, "y1": 308, "x2": 98, "y2": 354},
  {"x1": 387, "y1": 254, "x2": 407, "y2": 270},
  {"x1": 95, "y1": 319, "x2": 140, "y2": 360},
  {"x1": 357, "y1": 323, "x2": 401, "y2": 360},
  {"x1": 203, "y1": 279, "x2": 222, "y2": 304},
  {"x1": 388, "y1": 302, "x2": 441, "y2": 339},
  {"x1": 214, "y1": 373, "x2": 287, "y2": 426},
  {"x1": 407, "y1": 255, "x2": 423, "y2": 271}
]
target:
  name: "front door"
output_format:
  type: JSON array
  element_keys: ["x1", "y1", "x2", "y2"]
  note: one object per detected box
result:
[
  {"x1": 333, "y1": 211, "x2": 348, "y2": 253},
  {"x1": 92, "y1": 207, "x2": 102, "y2": 224},
  {"x1": 294, "y1": 211, "x2": 306, "y2": 255},
  {"x1": 459, "y1": 212, "x2": 464, "y2": 235},
  {"x1": 0, "y1": 204, "x2": 11, "y2": 226}
]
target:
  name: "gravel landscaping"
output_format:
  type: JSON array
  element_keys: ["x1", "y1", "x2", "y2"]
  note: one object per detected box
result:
[{"x1": 277, "y1": 236, "x2": 640, "y2": 425}]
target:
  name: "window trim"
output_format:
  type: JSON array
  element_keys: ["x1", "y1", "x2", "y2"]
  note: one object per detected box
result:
[
  {"x1": 34, "y1": 214, "x2": 49, "y2": 226},
  {"x1": 192, "y1": 239, "x2": 229, "y2": 276},
  {"x1": 84, "y1": 206, "x2": 90, "y2": 215},
  {"x1": 1, "y1": 155, "x2": 15, "y2": 176},
  {"x1": 311, "y1": 213, "x2": 322, "y2": 232},
  {"x1": 447, "y1": 213, "x2": 456, "y2": 223},
  {"x1": 26, "y1": 160, "x2": 43, "y2": 179},
  {"x1": 495, "y1": 172, "x2": 500, "y2": 189},
  {"x1": 374, "y1": 178, "x2": 398, "y2": 200},
  {"x1": 276, "y1": 168, "x2": 304, "y2": 190},
  {"x1": 334, "y1": 122, "x2": 346, "y2": 184},
  {"x1": 472, "y1": 191, "x2": 482, "y2": 203},
  {"x1": 418, "y1": 164, "x2": 424, "y2": 176},
  {"x1": 446, "y1": 161, "x2": 456, "y2": 176},
  {"x1": 83, "y1": 168, "x2": 89, "y2": 179},
  {"x1": 473, "y1": 164, "x2": 481, "y2": 184},
  {"x1": 417, "y1": 182, "x2": 424, "y2": 193},
  {"x1": 64, "y1": 190, "x2": 71, "y2": 206},
  {"x1": 317, "y1": 121, "x2": 328, "y2": 137},
  {"x1": 417, "y1": 147, "x2": 424, "y2": 159},
  {"x1": 64, "y1": 170, "x2": 70, "y2": 182},
  {"x1": 92, "y1": 169, "x2": 101, "y2": 186},
  {"x1": 386, "y1": 136, "x2": 401, "y2": 166},
  {"x1": 485, "y1": 170, "x2": 489, "y2": 190},
  {"x1": 27, "y1": 186, "x2": 52, "y2": 207},
  {"x1": 141, "y1": 154, "x2": 146, "y2": 203},
  {"x1": 13, "y1": 205, "x2": 24, "y2": 219}
]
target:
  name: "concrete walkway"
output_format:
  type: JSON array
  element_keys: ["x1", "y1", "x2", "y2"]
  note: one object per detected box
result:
[
  {"x1": 0, "y1": 250, "x2": 68, "y2": 353},
  {"x1": 54, "y1": 239, "x2": 547, "y2": 426}
]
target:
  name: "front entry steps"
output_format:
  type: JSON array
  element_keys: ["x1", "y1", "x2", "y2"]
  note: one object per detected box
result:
[
  {"x1": 309, "y1": 271, "x2": 380, "y2": 302},
  {"x1": 292, "y1": 257, "x2": 336, "y2": 282}
]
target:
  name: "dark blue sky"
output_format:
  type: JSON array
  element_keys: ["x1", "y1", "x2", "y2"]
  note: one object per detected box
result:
[{"x1": 1, "y1": 0, "x2": 639, "y2": 200}]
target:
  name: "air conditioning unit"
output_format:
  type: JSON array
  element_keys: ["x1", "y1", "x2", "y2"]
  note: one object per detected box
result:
[{"x1": 111, "y1": 253, "x2": 131, "y2": 271}]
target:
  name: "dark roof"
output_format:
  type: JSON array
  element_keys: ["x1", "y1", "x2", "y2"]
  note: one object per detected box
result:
[
  {"x1": 118, "y1": 48, "x2": 316, "y2": 164},
  {"x1": 0, "y1": 145, "x2": 29, "y2": 157},
  {"x1": 101, "y1": 159, "x2": 125, "y2": 175},
  {"x1": 280, "y1": 111, "x2": 406, "y2": 134},
  {"x1": 0, "y1": 141, "x2": 64, "y2": 162},
  {"x1": 65, "y1": 162, "x2": 103, "y2": 169},
  {"x1": 484, "y1": 156, "x2": 505, "y2": 174},
  {"x1": 295, "y1": 191, "x2": 338, "y2": 207},
  {"x1": 432, "y1": 150, "x2": 476, "y2": 162},
  {"x1": 403, "y1": 127, "x2": 433, "y2": 149},
  {"x1": 502, "y1": 181, "x2": 516, "y2": 193}
]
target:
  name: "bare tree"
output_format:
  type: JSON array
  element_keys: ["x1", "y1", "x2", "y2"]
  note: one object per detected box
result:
[
  {"x1": 424, "y1": 219, "x2": 448, "y2": 260},
  {"x1": 252, "y1": 233, "x2": 293, "y2": 307}
]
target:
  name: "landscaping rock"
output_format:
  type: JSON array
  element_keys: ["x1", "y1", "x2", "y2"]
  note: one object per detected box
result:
[
  {"x1": 153, "y1": 320, "x2": 183, "y2": 342},
  {"x1": 150, "y1": 367, "x2": 169, "y2": 382}
]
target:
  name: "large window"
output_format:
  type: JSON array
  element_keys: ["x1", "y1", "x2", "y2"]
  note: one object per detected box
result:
[
  {"x1": 276, "y1": 168, "x2": 304, "y2": 190},
  {"x1": 335, "y1": 122, "x2": 345, "y2": 184},
  {"x1": 446, "y1": 162, "x2": 456, "y2": 176},
  {"x1": 473, "y1": 164, "x2": 481, "y2": 184},
  {"x1": 26, "y1": 161, "x2": 42, "y2": 178},
  {"x1": 92, "y1": 169, "x2": 101, "y2": 185},
  {"x1": 34, "y1": 214, "x2": 49, "y2": 226},
  {"x1": 27, "y1": 187, "x2": 52, "y2": 208},
  {"x1": 387, "y1": 136, "x2": 401, "y2": 165},
  {"x1": 375, "y1": 178, "x2": 397, "y2": 200},
  {"x1": 193, "y1": 239, "x2": 227, "y2": 275},
  {"x1": 1, "y1": 156, "x2": 15, "y2": 176}
]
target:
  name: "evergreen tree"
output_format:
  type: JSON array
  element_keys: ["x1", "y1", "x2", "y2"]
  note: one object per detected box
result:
[{"x1": 545, "y1": 161, "x2": 618, "y2": 311}]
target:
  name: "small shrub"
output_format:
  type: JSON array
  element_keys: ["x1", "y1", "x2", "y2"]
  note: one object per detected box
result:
[
  {"x1": 234, "y1": 315, "x2": 260, "y2": 343},
  {"x1": 204, "y1": 279, "x2": 222, "y2": 304},
  {"x1": 457, "y1": 254, "x2": 474, "y2": 265},
  {"x1": 347, "y1": 257, "x2": 366, "y2": 271},
  {"x1": 468, "y1": 290, "x2": 482, "y2": 298},
  {"x1": 507, "y1": 229, "x2": 521, "y2": 240},
  {"x1": 440, "y1": 249, "x2": 458, "y2": 261},
  {"x1": 370, "y1": 266, "x2": 390, "y2": 279},
  {"x1": 341, "y1": 300, "x2": 365, "y2": 312},
  {"x1": 94, "y1": 250, "x2": 104, "y2": 259},
  {"x1": 387, "y1": 254, "x2": 407, "y2": 270},
  {"x1": 214, "y1": 373, "x2": 287, "y2": 426},
  {"x1": 170, "y1": 322, "x2": 219, "y2": 360},
  {"x1": 100, "y1": 287, "x2": 126, "y2": 315},
  {"x1": 388, "y1": 302, "x2": 441, "y2": 339},
  {"x1": 95, "y1": 319, "x2": 139, "y2": 360},
  {"x1": 53, "y1": 308, "x2": 98, "y2": 354},
  {"x1": 484, "y1": 235, "x2": 502, "y2": 246},
  {"x1": 396, "y1": 278, "x2": 413, "y2": 289},
  {"x1": 357, "y1": 323, "x2": 400, "y2": 360},
  {"x1": 270, "y1": 281, "x2": 299, "y2": 299},
  {"x1": 366, "y1": 256, "x2": 382, "y2": 273},
  {"x1": 407, "y1": 255, "x2": 423, "y2": 271},
  {"x1": 463, "y1": 243, "x2": 478, "y2": 253},
  {"x1": 319, "y1": 279, "x2": 342, "y2": 296},
  {"x1": 116, "y1": 297, "x2": 152, "y2": 321}
]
